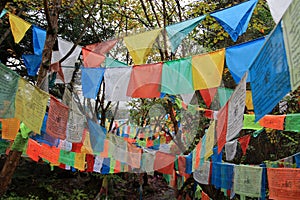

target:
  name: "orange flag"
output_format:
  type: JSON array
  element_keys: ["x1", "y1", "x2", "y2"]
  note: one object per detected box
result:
[
  {"x1": 26, "y1": 139, "x2": 41, "y2": 162},
  {"x1": 82, "y1": 48, "x2": 105, "y2": 67},
  {"x1": 201, "y1": 191, "x2": 210, "y2": 200},
  {"x1": 267, "y1": 168, "x2": 300, "y2": 200},
  {"x1": 193, "y1": 139, "x2": 202, "y2": 171},
  {"x1": 100, "y1": 139, "x2": 110, "y2": 158},
  {"x1": 127, "y1": 142, "x2": 142, "y2": 169},
  {"x1": 1, "y1": 118, "x2": 20, "y2": 140},
  {"x1": 259, "y1": 115, "x2": 285, "y2": 130},
  {"x1": 39, "y1": 144, "x2": 60, "y2": 164},
  {"x1": 154, "y1": 151, "x2": 175, "y2": 175},
  {"x1": 126, "y1": 63, "x2": 163, "y2": 98}
]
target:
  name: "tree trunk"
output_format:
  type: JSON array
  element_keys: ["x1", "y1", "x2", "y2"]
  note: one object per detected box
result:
[
  {"x1": 0, "y1": 0, "x2": 62, "y2": 196},
  {"x1": 0, "y1": 150, "x2": 23, "y2": 196}
]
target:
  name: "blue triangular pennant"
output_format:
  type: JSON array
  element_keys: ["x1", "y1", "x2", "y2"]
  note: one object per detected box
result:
[
  {"x1": 32, "y1": 25, "x2": 46, "y2": 55},
  {"x1": 22, "y1": 54, "x2": 42, "y2": 76},
  {"x1": 87, "y1": 119, "x2": 107, "y2": 153},
  {"x1": 81, "y1": 67, "x2": 105, "y2": 99}
]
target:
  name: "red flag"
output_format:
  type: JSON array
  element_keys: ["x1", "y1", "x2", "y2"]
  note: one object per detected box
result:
[
  {"x1": 127, "y1": 63, "x2": 163, "y2": 98},
  {"x1": 50, "y1": 62, "x2": 65, "y2": 83},
  {"x1": 177, "y1": 156, "x2": 186, "y2": 175},
  {"x1": 85, "y1": 154, "x2": 95, "y2": 172},
  {"x1": 85, "y1": 39, "x2": 118, "y2": 55},
  {"x1": 216, "y1": 103, "x2": 228, "y2": 153},
  {"x1": 82, "y1": 48, "x2": 105, "y2": 67},
  {"x1": 154, "y1": 151, "x2": 175, "y2": 175},
  {"x1": 202, "y1": 191, "x2": 210, "y2": 200},
  {"x1": 26, "y1": 139, "x2": 41, "y2": 162},
  {"x1": 238, "y1": 135, "x2": 251, "y2": 155},
  {"x1": 199, "y1": 87, "x2": 217, "y2": 108},
  {"x1": 259, "y1": 115, "x2": 285, "y2": 130}
]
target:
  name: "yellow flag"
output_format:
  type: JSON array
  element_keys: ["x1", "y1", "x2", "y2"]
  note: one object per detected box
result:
[
  {"x1": 74, "y1": 153, "x2": 86, "y2": 171},
  {"x1": 204, "y1": 120, "x2": 215, "y2": 160},
  {"x1": 245, "y1": 90, "x2": 254, "y2": 110},
  {"x1": 81, "y1": 131, "x2": 93, "y2": 154},
  {"x1": 15, "y1": 78, "x2": 49, "y2": 133},
  {"x1": 124, "y1": 28, "x2": 162, "y2": 65},
  {"x1": 9, "y1": 13, "x2": 31, "y2": 43},
  {"x1": 192, "y1": 48, "x2": 225, "y2": 90}
]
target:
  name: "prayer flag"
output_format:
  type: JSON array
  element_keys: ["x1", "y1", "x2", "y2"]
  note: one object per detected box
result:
[
  {"x1": 0, "y1": 9, "x2": 7, "y2": 18},
  {"x1": 32, "y1": 26, "x2": 46, "y2": 55},
  {"x1": 193, "y1": 161, "x2": 210, "y2": 184},
  {"x1": 249, "y1": 21, "x2": 291, "y2": 122},
  {"x1": 0, "y1": 63, "x2": 19, "y2": 118},
  {"x1": 46, "y1": 96, "x2": 69, "y2": 140},
  {"x1": 39, "y1": 143, "x2": 60, "y2": 164},
  {"x1": 81, "y1": 67, "x2": 105, "y2": 99},
  {"x1": 22, "y1": 54, "x2": 42, "y2": 76},
  {"x1": 87, "y1": 119, "x2": 107, "y2": 153},
  {"x1": 127, "y1": 63, "x2": 162, "y2": 98},
  {"x1": 124, "y1": 28, "x2": 162, "y2": 65},
  {"x1": 238, "y1": 134, "x2": 251, "y2": 155},
  {"x1": 245, "y1": 90, "x2": 254, "y2": 110},
  {"x1": 1, "y1": 118, "x2": 20, "y2": 140},
  {"x1": 26, "y1": 138, "x2": 41, "y2": 162},
  {"x1": 243, "y1": 114, "x2": 263, "y2": 130},
  {"x1": 127, "y1": 142, "x2": 142, "y2": 169},
  {"x1": 192, "y1": 48, "x2": 225, "y2": 90},
  {"x1": 216, "y1": 102, "x2": 228, "y2": 153},
  {"x1": 267, "y1": 0, "x2": 293, "y2": 24},
  {"x1": 166, "y1": 15, "x2": 206, "y2": 52},
  {"x1": 285, "y1": 113, "x2": 300, "y2": 132},
  {"x1": 226, "y1": 37, "x2": 265, "y2": 83},
  {"x1": 15, "y1": 78, "x2": 49, "y2": 133},
  {"x1": 161, "y1": 57, "x2": 194, "y2": 95},
  {"x1": 199, "y1": 87, "x2": 217, "y2": 108},
  {"x1": 74, "y1": 153, "x2": 86, "y2": 171},
  {"x1": 210, "y1": 0, "x2": 258, "y2": 42},
  {"x1": 259, "y1": 114, "x2": 285, "y2": 130},
  {"x1": 59, "y1": 149, "x2": 75, "y2": 167},
  {"x1": 104, "y1": 57, "x2": 128, "y2": 68},
  {"x1": 85, "y1": 39, "x2": 118, "y2": 55},
  {"x1": 82, "y1": 48, "x2": 105, "y2": 68},
  {"x1": 154, "y1": 151, "x2": 175, "y2": 175},
  {"x1": 9, "y1": 13, "x2": 31, "y2": 43},
  {"x1": 225, "y1": 139, "x2": 237, "y2": 161},
  {"x1": 56, "y1": 38, "x2": 82, "y2": 66},
  {"x1": 217, "y1": 87, "x2": 233, "y2": 107}
]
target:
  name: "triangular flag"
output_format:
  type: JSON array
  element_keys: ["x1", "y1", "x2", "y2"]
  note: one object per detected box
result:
[
  {"x1": 104, "y1": 57, "x2": 128, "y2": 68},
  {"x1": 124, "y1": 28, "x2": 162, "y2": 65},
  {"x1": 81, "y1": 67, "x2": 105, "y2": 99},
  {"x1": 216, "y1": 102, "x2": 228, "y2": 153},
  {"x1": 85, "y1": 39, "x2": 118, "y2": 55},
  {"x1": 32, "y1": 25, "x2": 46, "y2": 55},
  {"x1": 267, "y1": 0, "x2": 293, "y2": 24},
  {"x1": 225, "y1": 139, "x2": 237, "y2": 161},
  {"x1": 217, "y1": 87, "x2": 234, "y2": 107},
  {"x1": 192, "y1": 48, "x2": 225, "y2": 90},
  {"x1": 226, "y1": 37, "x2": 265, "y2": 83},
  {"x1": 56, "y1": 38, "x2": 82, "y2": 66},
  {"x1": 126, "y1": 63, "x2": 162, "y2": 98},
  {"x1": 199, "y1": 87, "x2": 217, "y2": 107},
  {"x1": 50, "y1": 62, "x2": 65, "y2": 83},
  {"x1": 9, "y1": 13, "x2": 31, "y2": 43},
  {"x1": 181, "y1": 92, "x2": 194, "y2": 105},
  {"x1": 210, "y1": 0, "x2": 258, "y2": 42},
  {"x1": 22, "y1": 54, "x2": 42, "y2": 76},
  {"x1": 82, "y1": 48, "x2": 106, "y2": 67},
  {"x1": 0, "y1": 9, "x2": 7, "y2": 18},
  {"x1": 166, "y1": 15, "x2": 206, "y2": 52},
  {"x1": 87, "y1": 119, "x2": 107, "y2": 153},
  {"x1": 238, "y1": 134, "x2": 251, "y2": 155}
]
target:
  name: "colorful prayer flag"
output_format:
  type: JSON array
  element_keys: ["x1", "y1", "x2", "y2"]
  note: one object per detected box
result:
[{"x1": 9, "y1": 13, "x2": 31, "y2": 43}]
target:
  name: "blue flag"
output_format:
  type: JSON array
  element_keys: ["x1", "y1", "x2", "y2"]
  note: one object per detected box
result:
[
  {"x1": 250, "y1": 21, "x2": 291, "y2": 122},
  {"x1": 87, "y1": 119, "x2": 107, "y2": 153},
  {"x1": 0, "y1": 9, "x2": 7, "y2": 18},
  {"x1": 81, "y1": 67, "x2": 105, "y2": 99},
  {"x1": 226, "y1": 37, "x2": 265, "y2": 83},
  {"x1": 32, "y1": 26, "x2": 46, "y2": 55},
  {"x1": 22, "y1": 54, "x2": 42, "y2": 76},
  {"x1": 166, "y1": 15, "x2": 206, "y2": 52},
  {"x1": 210, "y1": 0, "x2": 258, "y2": 42}
]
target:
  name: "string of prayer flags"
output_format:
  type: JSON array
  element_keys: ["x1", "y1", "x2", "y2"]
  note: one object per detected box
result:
[
  {"x1": 234, "y1": 165, "x2": 263, "y2": 199},
  {"x1": 8, "y1": 13, "x2": 31, "y2": 43},
  {"x1": 192, "y1": 48, "x2": 225, "y2": 90},
  {"x1": 225, "y1": 140, "x2": 237, "y2": 161},
  {"x1": 199, "y1": 87, "x2": 217, "y2": 108},
  {"x1": 124, "y1": 28, "x2": 163, "y2": 65},
  {"x1": 193, "y1": 161, "x2": 210, "y2": 185},
  {"x1": 267, "y1": 0, "x2": 293, "y2": 24},
  {"x1": 46, "y1": 96, "x2": 69, "y2": 140},
  {"x1": 32, "y1": 26, "x2": 46, "y2": 56},
  {"x1": 15, "y1": 78, "x2": 49, "y2": 133},
  {"x1": 1, "y1": 118, "x2": 20, "y2": 140},
  {"x1": 165, "y1": 15, "x2": 206, "y2": 53},
  {"x1": 82, "y1": 48, "x2": 105, "y2": 68},
  {"x1": 87, "y1": 119, "x2": 107, "y2": 153},
  {"x1": 267, "y1": 168, "x2": 300, "y2": 200},
  {"x1": 81, "y1": 67, "x2": 105, "y2": 99},
  {"x1": 259, "y1": 114, "x2": 285, "y2": 130},
  {"x1": 226, "y1": 37, "x2": 265, "y2": 83},
  {"x1": 0, "y1": 63, "x2": 19, "y2": 118},
  {"x1": 238, "y1": 134, "x2": 251, "y2": 155},
  {"x1": 0, "y1": 9, "x2": 7, "y2": 18},
  {"x1": 22, "y1": 54, "x2": 42, "y2": 76},
  {"x1": 126, "y1": 63, "x2": 162, "y2": 98},
  {"x1": 285, "y1": 113, "x2": 300, "y2": 132},
  {"x1": 161, "y1": 57, "x2": 194, "y2": 95},
  {"x1": 85, "y1": 39, "x2": 118, "y2": 55},
  {"x1": 282, "y1": 0, "x2": 300, "y2": 91},
  {"x1": 154, "y1": 151, "x2": 175, "y2": 175},
  {"x1": 210, "y1": 0, "x2": 258, "y2": 42},
  {"x1": 104, "y1": 57, "x2": 128, "y2": 68},
  {"x1": 226, "y1": 73, "x2": 247, "y2": 141},
  {"x1": 249, "y1": 21, "x2": 291, "y2": 122}
]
